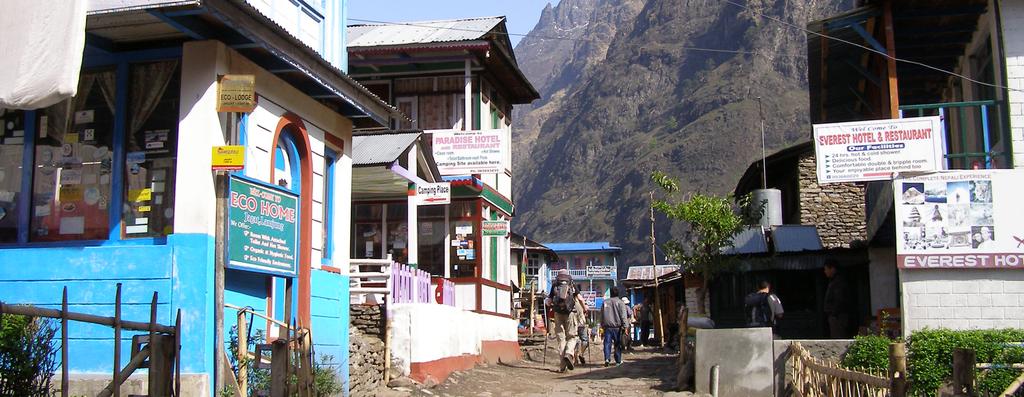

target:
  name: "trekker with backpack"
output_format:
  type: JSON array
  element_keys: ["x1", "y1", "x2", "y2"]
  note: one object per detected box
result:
[
  {"x1": 548, "y1": 269, "x2": 579, "y2": 372},
  {"x1": 744, "y1": 280, "x2": 784, "y2": 335}
]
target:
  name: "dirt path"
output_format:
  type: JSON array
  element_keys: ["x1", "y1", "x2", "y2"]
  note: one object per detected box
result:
[{"x1": 380, "y1": 346, "x2": 685, "y2": 397}]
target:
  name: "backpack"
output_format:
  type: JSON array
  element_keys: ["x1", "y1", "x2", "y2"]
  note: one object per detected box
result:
[
  {"x1": 744, "y1": 292, "x2": 773, "y2": 327},
  {"x1": 551, "y1": 279, "x2": 576, "y2": 314}
]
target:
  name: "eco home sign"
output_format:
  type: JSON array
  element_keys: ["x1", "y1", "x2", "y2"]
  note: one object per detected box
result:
[{"x1": 227, "y1": 176, "x2": 299, "y2": 277}]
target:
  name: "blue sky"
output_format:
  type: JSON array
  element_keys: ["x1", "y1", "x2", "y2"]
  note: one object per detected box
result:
[{"x1": 348, "y1": 0, "x2": 560, "y2": 47}]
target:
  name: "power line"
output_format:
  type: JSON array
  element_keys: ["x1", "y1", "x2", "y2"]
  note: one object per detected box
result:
[
  {"x1": 718, "y1": 0, "x2": 1023, "y2": 93},
  {"x1": 348, "y1": 17, "x2": 806, "y2": 58}
]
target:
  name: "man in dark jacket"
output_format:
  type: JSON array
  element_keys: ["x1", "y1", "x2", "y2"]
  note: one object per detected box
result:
[
  {"x1": 601, "y1": 287, "x2": 630, "y2": 366},
  {"x1": 823, "y1": 261, "x2": 852, "y2": 338}
]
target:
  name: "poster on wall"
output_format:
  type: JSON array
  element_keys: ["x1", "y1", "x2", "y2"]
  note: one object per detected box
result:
[
  {"x1": 894, "y1": 170, "x2": 1024, "y2": 269},
  {"x1": 227, "y1": 175, "x2": 299, "y2": 277},
  {"x1": 432, "y1": 129, "x2": 507, "y2": 175},
  {"x1": 813, "y1": 116, "x2": 944, "y2": 184}
]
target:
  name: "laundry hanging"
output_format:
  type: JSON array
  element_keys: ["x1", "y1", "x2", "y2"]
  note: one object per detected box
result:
[{"x1": 0, "y1": 0, "x2": 87, "y2": 110}]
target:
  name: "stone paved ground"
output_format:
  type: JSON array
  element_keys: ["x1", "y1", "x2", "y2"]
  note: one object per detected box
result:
[{"x1": 374, "y1": 346, "x2": 700, "y2": 397}]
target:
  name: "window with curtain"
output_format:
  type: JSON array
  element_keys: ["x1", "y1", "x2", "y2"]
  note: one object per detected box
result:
[
  {"x1": 122, "y1": 60, "x2": 180, "y2": 237},
  {"x1": 353, "y1": 203, "x2": 382, "y2": 259},
  {"x1": 417, "y1": 205, "x2": 446, "y2": 276},
  {"x1": 31, "y1": 69, "x2": 117, "y2": 241},
  {"x1": 0, "y1": 109, "x2": 26, "y2": 242},
  {"x1": 386, "y1": 203, "x2": 408, "y2": 264}
]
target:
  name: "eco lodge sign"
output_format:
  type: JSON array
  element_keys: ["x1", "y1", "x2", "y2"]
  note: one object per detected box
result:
[
  {"x1": 216, "y1": 74, "x2": 256, "y2": 113},
  {"x1": 812, "y1": 116, "x2": 944, "y2": 184},
  {"x1": 894, "y1": 170, "x2": 1024, "y2": 269},
  {"x1": 482, "y1": 220, "x2": 509, "y2": 237},
  {"x1": 227, "y1": 176, "x2": 299, "y2": 277}
]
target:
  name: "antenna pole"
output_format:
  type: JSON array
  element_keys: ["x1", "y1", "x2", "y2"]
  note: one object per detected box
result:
[{"x1": 758, "y1": 97, "x2": 767, "y2": 190}]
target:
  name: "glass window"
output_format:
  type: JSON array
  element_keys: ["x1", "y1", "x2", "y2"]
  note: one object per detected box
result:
[
  {"x1": 417, "y1": 205, "x2": 446, "y2": 276},
  {"x1": 386, "y1": 203, "x2": 408, "y2": 264},
  {"x1": 122, "y1": 60, "x2": 180, "y2": 237},
  {"x1": 322, "y1": 150, "x2": 336, "y2": 261},
  {"x1": 352, "y1": 203, "x2": 382, "y2": 259},
  {"x1": 450, "y1": 200, "x2": 477, "y2": 278},
  {"x1": 0, "y1": 109, "x2": 26, "y2": 242},
  {"x1": 32, "y1": 69, "x2": 117, "y2": 241}
]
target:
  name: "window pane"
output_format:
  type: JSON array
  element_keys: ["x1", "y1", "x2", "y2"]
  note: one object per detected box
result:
[
  {"x1": 31, "y1": 70, "x2": 116, "y2": 241},
  {"x1": 386, "y1": 203, "x2": 408, "y2": 264},
  {"x1": 451, "y1": 219, "x2": 476, "y2": 277},
  {"x1": 417, "y1": 205, "x2": 445, "y2": 276},
  {"x1": 353, "y1": 204, "x2": 382, "y2": 259},
  {"x1": 123, "y1": 60, "x2": 180, "y2": 238},
  {"x1": 0, "y1": 109, "x2": 26, "y2": 242}
]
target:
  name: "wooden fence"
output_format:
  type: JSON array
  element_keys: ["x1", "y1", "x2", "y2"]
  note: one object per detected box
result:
[
  {"x1": 432, "y1": 277, "x2": 456, "y2": 306},
  {"x1": 0, "y1": 283, "x2": 181, "y2": 397},
  {"x1": 225, "y1": 303, "x2": 317, "y2": 397},
  {"x1": 790, "y1": 341, "x2": 906, "y2": 397},
  {"x1": 349, "y1": 258, "x2": 449, "y2": 306}
]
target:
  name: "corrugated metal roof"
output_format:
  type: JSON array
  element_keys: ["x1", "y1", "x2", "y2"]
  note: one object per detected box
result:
[
  {"x1": 347, "y1": 16, "x2": 504, "y2": 47},
  {"x1": 352, "y1": 132, "x2": 421, "y2": 166},
  {"x1": 542, "y1": 242, "x2": 622, "y2": 253},
  {"x1": 723, "y1": 226, "x2": 769, "y2": 255},
  {"x1": 624, "y1": 265, "x2": 677, "y2": 281},
  {"x1": 771, "y1": 225, "x2": 824, "y2": 253}
]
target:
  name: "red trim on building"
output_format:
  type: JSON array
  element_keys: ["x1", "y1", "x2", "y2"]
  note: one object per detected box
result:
[
  {"x1": 271, "y1": 113, "x2": 314, "y2": 328},
  {"x1": 406, "y1": 340, "x2": 520, "y2": 384}
]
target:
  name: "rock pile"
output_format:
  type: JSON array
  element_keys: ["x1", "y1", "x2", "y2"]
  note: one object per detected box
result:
[
  {"x1": 350, "y1": 304, "x2": 384, "y2": 337},
  {"x1": 348, "y1": 327, "x2": 385, "y2": 396}
]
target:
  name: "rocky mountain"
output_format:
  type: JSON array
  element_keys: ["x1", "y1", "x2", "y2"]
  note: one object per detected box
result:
[{"x1": 512, "y1": 0, "x2": 852, "y2": 264}]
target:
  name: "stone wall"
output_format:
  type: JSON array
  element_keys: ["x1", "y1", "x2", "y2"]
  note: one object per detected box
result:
[
  {"x1": 348, "y1": 328, "x2": 385, "y2": 396},
  {"x1": 797, "y1": 152, "x2": 867, "y2": 248},
  {"x1": 351, "y1": 304, "x2": 384, "y2": 337}
]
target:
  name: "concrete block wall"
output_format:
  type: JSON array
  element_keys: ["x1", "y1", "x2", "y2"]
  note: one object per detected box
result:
[
  {"x1": 901, "y1": 268, "x2": 1024, "y2": 334},
  {"x1": 797, "y1": 152, "x2": 867, "y2": 248},
  {"x1": 1002, "y1": 0, "x2": 1024, "y2": 168}
]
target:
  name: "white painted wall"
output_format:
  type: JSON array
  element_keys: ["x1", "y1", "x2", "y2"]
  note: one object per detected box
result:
[
  {"x1": 455, "y1": 284, "x2": 476, "y2": 311},
  {"x1": 901, "y1": 268, "x2": 1024, "y2": 335},
  {"x1": 1000, "y1": 0, "x2": 1024, "y2": 167},
  {"x1": 388, "y1": 303, "x2": 517, "y2": 375}
]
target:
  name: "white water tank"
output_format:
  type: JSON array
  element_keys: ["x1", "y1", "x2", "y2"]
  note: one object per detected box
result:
[{"x1": 752, "y1": 188, "x2": 783, "y2": 227}]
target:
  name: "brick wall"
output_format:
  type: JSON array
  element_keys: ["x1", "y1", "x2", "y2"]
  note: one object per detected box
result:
[
  {"x1": 1002, "y1": 0, "x2": 1024, "y2": 168},
  {"x1": 901, "y1": 269, "x2": 1024, "y2": 333},
  {"x1": 797, "y1": 152, "x2": 867, "y2": 248}
]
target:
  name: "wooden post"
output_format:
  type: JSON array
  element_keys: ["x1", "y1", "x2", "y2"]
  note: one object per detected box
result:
[
  {"x1": 299, "y1": 329, "x2": 314, "y2": 397},
  {"x1": 113, "y1": 283, "x2": 122, "y2": 397},
  {"x1": 98, "y1": 347, "x2": 150, "y2": 397},
  {"x1": 61, "y1": 286, "x2": 69, "y2": 397},
  {"x1": 148, "y1": 335, "x2": 174, "y2": 396},
  {"x1": 953, "y1": 348, "x2": 976, "y2": 397},
  {"x1": 529, "y1": 282, "x2": 536, "y2": 336},
  {"x1": 650, "y1": 191, "x2": 665, "y2": 348},
  {"x1": 384, "y1": 303, "x2": 392, "y2": 384},
  {"x1": 889, "y1": 342, "x2": 907, "y2": 397},
  {"x1": 271, "y1": 339, "x2": 289, "y2": 397},
  {"x1": 881, "y1": 0, "x2": 900, "y2": 118},
  {"x1": 676, "y1": 306, "x2": 692, "y2": 390},
  {"x1": 237, "y1": 310, "x2": 248, "y2": 397},
  {"x1": 174, "y1": 309, "x2": 182, "y2": 397}
]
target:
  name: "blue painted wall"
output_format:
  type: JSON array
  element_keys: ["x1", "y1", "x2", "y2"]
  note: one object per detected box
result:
[
  {"x1": 310, "y1": 269, "x2": 350, "y2": 394},
  {"x1": 0, "y1": 233, "x2": 214, "y2": 375}
]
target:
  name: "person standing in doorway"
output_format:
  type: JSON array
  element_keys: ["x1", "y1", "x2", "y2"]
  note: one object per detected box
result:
[
  {"x1": 823, "y1": 261, "x2": 852, "y2": 338},
  {"x1": 601, "y1": 288, "x2": 630, "y2": 366},
  {"x1": 548, "y1": 269, "x2": 579, "y2": 371}
]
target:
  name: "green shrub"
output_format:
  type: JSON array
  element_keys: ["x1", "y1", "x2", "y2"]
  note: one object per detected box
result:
[
  {"x1": 907, "y1": 328, "x2": 1024, "y2": 396},
  {"x1": 0, "y1": 314, "x2": 59, "y2": 396},
  {"x1": 842, "y1": 335, "x2": 892, "y2": 372}
]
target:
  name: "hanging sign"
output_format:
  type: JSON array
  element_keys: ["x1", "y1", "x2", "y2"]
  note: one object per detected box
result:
[
  {"x1": 216, "y1": 74, "x2": 256, "y2": 113},
  {"x1": 482, "y1": 220, "x2": 509, "y2": 237},
  {"x1": 212, "y1": 145, "x2": 245, "y2": 171},
  {"x1": 586, "y1": 265, "x2": 615, "y2": 278},
  {"x1": 414, "y1": 182, "x2": 451, "y2": 205},
  {"x1": 813, "y1": 116, "x2": 944, "y2": 184},
  {"x1": 894, "y1": 169, "x2": 1024, "y2": 269},
  {"x1": 432, "y1": 129, "x2": 506, "y2": 175},
  {"x1": 580, "y1": 290, "x2": 598, "y2": 309},
  {"x1": 227, "y1": 176, "x2": 298, "y2": 277}
]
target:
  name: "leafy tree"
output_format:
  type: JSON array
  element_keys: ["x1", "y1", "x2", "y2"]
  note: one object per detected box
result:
[{"x1": 650, "y1": 171, "x2": 756, "y2": 315}]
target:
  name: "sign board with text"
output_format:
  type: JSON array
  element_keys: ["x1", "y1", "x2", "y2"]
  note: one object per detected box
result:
[
  {"x1": 482, "y1": 220, "x2": 510, "y2": 237},
  {"x1": 895, "y1": 170, "x2": 1024, "y2": 269},
  {"x1": 586, "y1": 265, "x2": 616, "y2": 278},
  {"x1": 432, "y1": 129, "x2": 507, "y2": 175},
  {"x1": 217, "y1": 74, "x2": 256, "y2": 113},
  {"x1": 227, "y1": 176, "x2": 298, "y2": 277},
  {"x1": 212, "y1": 145, "x2": 245, "y2": 171},
  {"x1": 415, "y1": 182, "x2": 451, "y2": 205},
  {"x1": 813, "y1": 116, "x2": 944, "y2": 184},
  {"x1": 580, "y1": 290, "x2": 597, "y2": 309}
]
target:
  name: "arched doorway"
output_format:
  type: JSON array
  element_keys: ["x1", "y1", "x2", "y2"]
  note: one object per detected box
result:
[{"x1": 270, "y1": 114, "x2": 313, "y2": 328}]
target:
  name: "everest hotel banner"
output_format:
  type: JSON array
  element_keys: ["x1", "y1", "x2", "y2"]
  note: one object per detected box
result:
[
  {"x1": 813, "y1": 116, "x2": 944, "y2": 184},
  {"x1": 894, "y1": 170, "x2": 1024, "y2": 269}
]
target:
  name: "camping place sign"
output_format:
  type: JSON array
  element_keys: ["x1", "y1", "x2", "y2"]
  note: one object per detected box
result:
[
  {"x1": 813, "y1": 116, "x2": 944, "y2": 184},
  {"x1": 894, "y1": 170, "x2": 1024, "y2": 269},
  {"x1": 227, "y1": 176, "x2": 298, "y2": 277},
  {"x1": 415, "y1": 182, "x2": 451, "y2": 205}
]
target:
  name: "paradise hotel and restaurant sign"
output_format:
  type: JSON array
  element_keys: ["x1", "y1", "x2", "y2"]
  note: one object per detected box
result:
[
  {"x1": 894, "y1": 169, "x2": 1024, "y2": 269},
  {"x1": 227, "y1": 175, "x2": 299, "y2": 277}
]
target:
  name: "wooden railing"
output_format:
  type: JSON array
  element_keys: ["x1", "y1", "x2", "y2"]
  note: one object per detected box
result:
[
  {"x1": 0, "y1": 284, "x2": 181, "y2": 397},
  {"x1": 790, "y1": 341, "x2": 904, "y2": 397},
  {"x1": 349, "y1": 258, "x2": 435, "y2": 305}
]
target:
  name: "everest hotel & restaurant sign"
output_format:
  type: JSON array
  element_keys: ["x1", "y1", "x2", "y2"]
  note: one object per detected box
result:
[
  {"x1": 813, "y1": 116, "x2": 944, "y2": 184},
  {"x1": 894, "y1": 169, "x2": 1024, "y2": 269}
]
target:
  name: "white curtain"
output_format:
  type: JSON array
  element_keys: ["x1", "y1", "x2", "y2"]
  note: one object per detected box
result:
[
  {"x1": 127, "y1": 61, "x2": 178, "y2": 151},
  {"x1": 0, "y1": 0, "x2": 87, "y2": 109}
]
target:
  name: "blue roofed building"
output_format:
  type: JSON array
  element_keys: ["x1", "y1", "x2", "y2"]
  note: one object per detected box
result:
[{"x1": 542, "y1": 242, "x2": 621, "y2": 311}]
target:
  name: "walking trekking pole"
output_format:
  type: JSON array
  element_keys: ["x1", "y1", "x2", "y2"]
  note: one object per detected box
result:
[{"x1": 541, "y1": 301, "x2": 550, "y2": 365}]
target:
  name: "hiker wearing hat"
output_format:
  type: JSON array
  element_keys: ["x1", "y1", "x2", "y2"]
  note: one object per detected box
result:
[
  {"x1": 548, "y1": 269, "x2": 579, "y2": 372},
  {"x1": 621, "y1": 296, "x2": 634, "y2": 351}
]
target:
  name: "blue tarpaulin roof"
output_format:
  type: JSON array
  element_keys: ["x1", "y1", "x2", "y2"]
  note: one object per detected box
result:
[{"x1": 542, "y1": 242, "x2": 622, "y2": 253}]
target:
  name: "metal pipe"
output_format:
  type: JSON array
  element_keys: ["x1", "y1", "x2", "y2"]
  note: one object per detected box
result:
[{"x1": 710, "y1": 364, "x2": 720, "y2": 397}]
